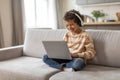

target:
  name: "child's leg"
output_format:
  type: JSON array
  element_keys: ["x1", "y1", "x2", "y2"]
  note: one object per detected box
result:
[
  {"x1": 43, "y1": 55, "x2": 65, "y2": 70},
  {"x1": 66, "y1": 58, "x2": 86, "y2": 71}
]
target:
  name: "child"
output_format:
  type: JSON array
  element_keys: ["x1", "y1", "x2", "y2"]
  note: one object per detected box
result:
[{"x1": 43, "y1": 9, "x2": 96, "y2": 71}]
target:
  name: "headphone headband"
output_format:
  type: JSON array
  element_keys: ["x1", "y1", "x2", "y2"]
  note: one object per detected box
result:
[{"x1": 69, "y1": 12, "x2": 83, "y2": 26}]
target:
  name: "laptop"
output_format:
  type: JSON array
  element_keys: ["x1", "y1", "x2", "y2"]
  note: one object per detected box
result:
[{"x1": 42, "y1": 41, "x2": 72, "y2": 60}]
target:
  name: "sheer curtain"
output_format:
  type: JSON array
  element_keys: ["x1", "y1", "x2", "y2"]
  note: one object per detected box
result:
[{"x1": 23, "y1": 0, "x2": 62, "y2": 29}]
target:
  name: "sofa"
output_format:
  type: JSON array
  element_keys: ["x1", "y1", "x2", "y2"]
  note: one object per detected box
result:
[{"x1": 0, "y1": 28, "x2": 120, "y2": 80}]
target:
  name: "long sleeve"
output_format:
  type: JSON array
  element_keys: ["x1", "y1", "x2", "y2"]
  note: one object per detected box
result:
[
  {"x1": 63, "y1": 32, "x2": 68, "y2": 42},
  {"x1": 82, "y1": 35, "x2": 96, "y2": 60}
]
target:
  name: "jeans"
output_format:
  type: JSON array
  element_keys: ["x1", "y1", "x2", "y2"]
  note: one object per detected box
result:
[{"x1": 43, "y1": 55, "x2": 86, "y2": 71}]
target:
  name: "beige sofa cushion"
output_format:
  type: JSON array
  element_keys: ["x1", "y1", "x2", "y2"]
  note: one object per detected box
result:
[
  {"x1": 23, "y1": 29, "x2": 66, "y2": 58},
  {"x1": 87, "y1": 30, "x2": 120, "y2": 67},
  {"x1": 0, "y1": 56, "x2": 59, "y2": 80},
  {"x1": 50, "y1": 65, "x2": 120, "y2": 80}
]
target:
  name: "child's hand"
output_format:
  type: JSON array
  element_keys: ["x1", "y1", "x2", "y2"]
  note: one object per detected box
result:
[{"x1": 71, "y1": 53, "x2": 79, "y2": 58}]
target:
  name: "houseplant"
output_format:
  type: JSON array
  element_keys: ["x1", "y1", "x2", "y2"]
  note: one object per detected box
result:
[{"x1": 91, "y1": 10, "x2": 105, "y2": 22}]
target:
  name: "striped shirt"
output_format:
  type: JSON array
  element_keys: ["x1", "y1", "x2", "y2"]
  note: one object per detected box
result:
[{"x1": 64, "y1": 29, "x2": 96, "y2": 60}]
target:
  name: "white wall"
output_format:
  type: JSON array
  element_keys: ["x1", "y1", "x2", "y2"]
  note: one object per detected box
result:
[
  {"x1": 77, "y1": 4, "x2": 120, "y2": 21},
  {"x1": 59, "y1": 0, "x2": 120, "y2": 27},
  {"x1": 59, "y1": 0, "x2": 77, "y2": 28},
  {"x1": 0, "y1": 0, "x2": 12, "y2": 47}
]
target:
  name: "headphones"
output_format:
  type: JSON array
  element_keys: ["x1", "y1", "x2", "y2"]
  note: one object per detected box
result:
[{"x1": 69, "y1": 12, "x2": 84, "y2": 26}]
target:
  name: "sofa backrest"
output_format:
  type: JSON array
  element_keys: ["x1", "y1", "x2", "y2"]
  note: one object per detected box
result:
[
  {"x1": 87, "y1": 29, "x2": 120, "y2": 67},
  {"x1": 23, "y1": 28, "x2": 67, "y2": 58},
  {"x1": 23, "y1": 28, "x2": 120, "y2": 67}
]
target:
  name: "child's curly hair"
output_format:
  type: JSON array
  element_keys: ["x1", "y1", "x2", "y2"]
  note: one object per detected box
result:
[{"x1": 63, "y1": 9, "x2": 84, "y2": 27}]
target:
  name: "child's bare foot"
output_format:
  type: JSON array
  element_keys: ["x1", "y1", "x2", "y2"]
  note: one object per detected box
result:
[{"x1": 64, "y1": 68, "x2": 75, "y2": 72}]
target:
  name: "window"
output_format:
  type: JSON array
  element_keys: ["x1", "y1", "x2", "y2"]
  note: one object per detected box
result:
[{"x1": 23, "y1": 0, "x2": 50, "y2": 28}]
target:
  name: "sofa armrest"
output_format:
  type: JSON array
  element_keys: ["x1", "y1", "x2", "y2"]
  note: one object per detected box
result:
[{"x1": 0, "y1": 45, "x2": 23, "y2": 61}]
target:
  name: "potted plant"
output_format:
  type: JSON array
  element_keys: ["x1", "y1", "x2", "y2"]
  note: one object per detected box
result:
[{"x1": 91, "y1": 10, "x2": 105, "y2": 22}]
